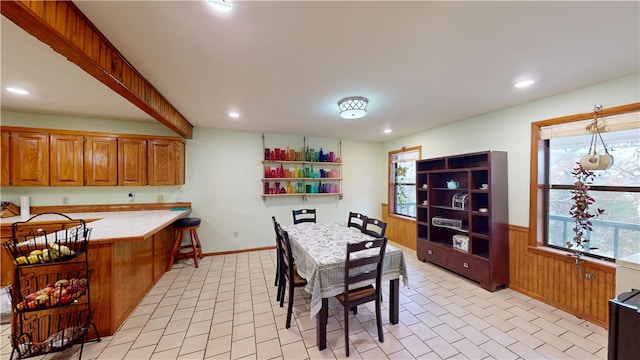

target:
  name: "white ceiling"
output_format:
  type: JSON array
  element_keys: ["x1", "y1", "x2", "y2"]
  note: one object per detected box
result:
[{"x1": 2, "y1": 1, "x2": 639, "y2": 141}]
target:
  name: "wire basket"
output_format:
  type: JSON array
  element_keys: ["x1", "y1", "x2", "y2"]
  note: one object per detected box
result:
[
  {"x1": 3, "y1": 213, "x2": 91, "y2": 266},
  {"x1": 10, "y1": 266, "x2": 90, "y2": 312},
  {"x1": 10, "y1": 307, "x2": 94, "y2": 359}
]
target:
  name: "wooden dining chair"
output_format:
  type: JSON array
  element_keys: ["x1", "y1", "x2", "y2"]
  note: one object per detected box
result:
[
  {"x1": 292, "y1": 209, "x2": 316, "y2": 224},
  {"x1": 362, "y1": 217, "x2": 387, "y2": 237},
  {"x1": 336, "y1": 236, "x2": 388, "y2": 356},
  {"x1": 276, "y1": 223, "x2": 308, "y2": 328},
  {"x1": 272, "y1": 216, "x2": 283, "y2": 300},
  {"x1": 347, "y1": 212, "x2": 367, "y2": 231}
]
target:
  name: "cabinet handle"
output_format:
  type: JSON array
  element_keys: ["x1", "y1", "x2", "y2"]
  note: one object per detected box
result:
[
  {"x1": 428, "y1": 250, "x2": 433, "y2": 255},
  {"x1": 463, "y1": 262, "x2": 469, "y2": 268}
]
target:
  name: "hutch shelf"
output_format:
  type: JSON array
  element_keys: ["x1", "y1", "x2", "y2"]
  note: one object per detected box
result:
[{"x1": 416, "y1": 151, "x2": 509, "y2": 291}]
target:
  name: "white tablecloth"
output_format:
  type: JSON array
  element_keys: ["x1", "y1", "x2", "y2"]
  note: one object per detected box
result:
[{"x1": 283, "y1": 222, "x2": 408, "y2": 317}]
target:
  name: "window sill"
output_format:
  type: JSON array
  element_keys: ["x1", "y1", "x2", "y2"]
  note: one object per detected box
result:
[
  {"x1": 388, "y1": 213, "x2": 416, "y2": 223},
  {"x1": 528, "y1": 245, "x2": 616, "y2": 272}
]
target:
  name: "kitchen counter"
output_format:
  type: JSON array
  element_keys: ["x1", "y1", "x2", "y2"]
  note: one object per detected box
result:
[
  {"x1": 1, "y1": 209, "x2": 190, "y2": 244},
  {"x1": 1, "y1": 205, "x2": 192, "y2": 338}
]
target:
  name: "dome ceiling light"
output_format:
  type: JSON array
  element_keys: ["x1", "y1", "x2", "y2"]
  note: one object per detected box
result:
[{"x1": 338, "y1": 96, "x2": 368, "y2": 119}]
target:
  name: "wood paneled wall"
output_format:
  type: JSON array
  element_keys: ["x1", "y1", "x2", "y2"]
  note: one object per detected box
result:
[
  {"x1": 381, "y1": 203, "x2": 416, "y2": 250},
  {"x1": 381, "y1": 204, "x2": 615, "y2": 328},
  {"x1": 508, "y1": 225, "x2": 615, "y2": 328}
]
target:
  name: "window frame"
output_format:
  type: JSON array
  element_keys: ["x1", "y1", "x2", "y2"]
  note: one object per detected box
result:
[
  {"x1": 529, "y1": 103, "x2": 640, "y2": 259},
  {"x1": 388, "y1": 146, "x2": 421, "y2": 218}
]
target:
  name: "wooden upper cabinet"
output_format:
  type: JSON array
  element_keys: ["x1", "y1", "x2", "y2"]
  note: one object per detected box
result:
[
  {"x1": 1, "y1": 130, "x2": 10, "y2": 187},
  {"x1": 50, "y1": 133, "x2": 84, "y2": 186},
  {"x1": 118, "y1": 138, "x2": 147, "y2": 186},
  {"x1": 175, "y1": 140, "x2": 186, "y2": 185},
  {"x1": 10, "y1": 131, "x2": 49, "y2": 186},
  {"x1": 84, "y1": 136, "x2": 117, "y2": 186},
  {"x1": 147, "y1": 139, "x2": 177, "y2": 186}
]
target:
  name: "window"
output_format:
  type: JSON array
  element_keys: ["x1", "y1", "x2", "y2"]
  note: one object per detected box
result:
[
  {"x1": 540, "y1": 110, "x2": 640, "y2": 261},
  {"x1": 388, "y1": 147, "x2": 421, "y2": 218}
]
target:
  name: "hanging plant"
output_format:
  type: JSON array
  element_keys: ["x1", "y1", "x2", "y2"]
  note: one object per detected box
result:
[
  {"x1": 396, "y1": 165, "x2": 408, "y2": 207},
  {"x1": 567, "y1": 162, "x2": 605, "y2": 280}
]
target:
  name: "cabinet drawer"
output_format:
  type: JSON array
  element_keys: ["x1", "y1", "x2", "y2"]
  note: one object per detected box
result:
[
  {"x1": 447, "y1": 251, "x2": 488, "y2": 282},
  {"x1": 418, "y1": 241, "x2": 447, "y2": 267}
]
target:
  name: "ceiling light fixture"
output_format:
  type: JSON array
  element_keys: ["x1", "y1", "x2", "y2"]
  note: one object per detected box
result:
[
  {"x1": 384, "y1": 129, "x2": 392, "y2": 134},
  {"x1": 515, "y1": 80, "x2": 535, "y2": 88},
  {"x1": 208, "y1": 0, "x2": 232, "y2": 12},
  {"x1": 6, "y1": 87, "x2": 29, "y2": 95},
  {"x1": 338, "y1": 96, "x2": 368, "y2": 119},
  {"x1": 228, "y1": 112, "x2": 240, "y2": 118}
]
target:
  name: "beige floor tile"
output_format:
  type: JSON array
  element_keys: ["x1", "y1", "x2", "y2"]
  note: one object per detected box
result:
[
  {"x1": 506, "y1": 327, "x2": 544, "y2": 349},
  {"x1": 564, "y1": 344, "x2": 602, "y2": 359},
  {"x1": 386, "y1": 348, "x2": 417, "y2": 359},
  {"x1": 156, "y1": 331, "x2": 186, "y2": 352},
  {"x1": 406, "y1": 322, "x2": 437, "y2": 341},
  {"x1": 451, "y1": 338, "x2": 489, "y2": 359},
  {"x1": 213, "y1": 309, "x2": 234, "y2": 324},
  {"x1": 232, "y1": 322, "x2": 255, "y2": 342},
  {"x1": 131, "y1": 328, "x2": 164, "y2": 349},
  {"x1": 560, "y1": 330, "x2": 604, "y2": 354},
  {"x1": 165, "y1": 318, "x2": 192, "y2": 335},
  {"x1": 187, "y1": 319, "x2": 213, "y2": 338},
  {"x1": 507, "y1": 341, "x2": 545, "y2": 360},
  {"x1": 280, "y1": 340, "x2": 308, "y2": 360},
  {"x1": 178, "y1": 349, "x2": 206, "y2": 359},
  {"x1": 124, "y1": 344, "x2": 155, "y2": 359},
  {"x1": 398, "y1": 334, "x2": 431, "y2": 358},
  {"x1": 256, "y1": 338, "x2": 282, "y2": 359},
  {"x1": 479, "y1": 339, "x2": 518, "y2": 359},
  {"x1": 425, "y1": 335, "x2": 460, "y2": 359},
  {"x1": 481, "y1": 326, "x2": 517, "y2": 347},
  {"x1": 143, "y1": 315, "x2": 172, "y2": 332},
  {"x1": 96, "y1": 342, "x2": 132, "y2": 360},
  {"x1": 180, "y1": 333, "x2": 209, "y2": 355},
  {"x1": 230, "y1": 336, "x2": 256, "y2": 359},
  {"x1": 206, "y1": 334, "x2": 232, "y2": 357}
]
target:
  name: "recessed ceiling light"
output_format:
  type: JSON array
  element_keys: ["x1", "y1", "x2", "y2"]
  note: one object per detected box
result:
[
  {"x1": 515, "y1": 80, "x2": 535, "y2": 88},
  {"x1": 208, "y1": 0, "x2": 232, "y2": 12},
  {"x1": 384, "y1": 129, "x2": 392, "y2": 134},
  {"x1": 228, "y1": 112, "x2": 240, "y2": 118},
  {"x1": 6, "y1": 87, "x2": 29, "y2": 95}
]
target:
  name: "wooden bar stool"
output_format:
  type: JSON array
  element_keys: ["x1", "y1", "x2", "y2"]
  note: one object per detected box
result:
[{"x1": 167, "y1": 217, "x2": 204, "y2": 271}]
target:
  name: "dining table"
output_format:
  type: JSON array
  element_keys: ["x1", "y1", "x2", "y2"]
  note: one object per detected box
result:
[{"x1": 282, "y1": 222, "x2": 408, "y2": 350}]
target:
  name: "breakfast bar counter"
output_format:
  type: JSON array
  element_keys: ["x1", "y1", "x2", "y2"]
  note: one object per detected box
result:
[{"x1": 1, "y1": 203, "x2": 191, "y2": 337}]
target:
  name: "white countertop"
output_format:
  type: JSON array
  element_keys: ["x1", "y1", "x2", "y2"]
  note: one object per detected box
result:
[{"x1": 1, "y1": 210, "x2": 191, "y2": 243}]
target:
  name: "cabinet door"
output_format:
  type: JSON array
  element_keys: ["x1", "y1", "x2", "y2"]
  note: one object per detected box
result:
[
  {"x1": 147, "y1": 139, "x2": 176, "y2": 186},
  {"x1": 1, "y1": 130, "x2": 10, "y2": 186},
  {"x1": 175, "y1": 140, "x2": 185, "y2": 185},
  {"x1": 118, "y1": 138, "x2": 147, "y2": 186},
  {"x1": 50, "y1": 133, "x2": 84, "y2": 186},
  {"x1": 10, "y1": 131, "x2": 49, "y2": 186},
  {"x1": 84, "y1": 136, "x2": 118, "y2": 186}
]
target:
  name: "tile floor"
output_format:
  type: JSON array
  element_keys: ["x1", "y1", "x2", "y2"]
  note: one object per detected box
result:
[{"x1": 1, "y1": 243, "x2": 609, "y2": 359}]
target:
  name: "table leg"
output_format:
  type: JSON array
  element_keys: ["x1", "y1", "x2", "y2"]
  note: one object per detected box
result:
[
  {"x1": 317, "y1": 297, "x2": 328, "y2": 350},
  {"x1": 389, "y1": 278, "x2": 399, "y2": 324}
]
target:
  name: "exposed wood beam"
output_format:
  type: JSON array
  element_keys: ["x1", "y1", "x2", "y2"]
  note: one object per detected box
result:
[{"x1": 1, "y1": 0, "x2": 193, "y2": 139}]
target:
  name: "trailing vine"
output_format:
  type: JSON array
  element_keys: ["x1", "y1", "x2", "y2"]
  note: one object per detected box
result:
[{"x1": 568, "y1": 162, "x2": 605, "y2": 280}]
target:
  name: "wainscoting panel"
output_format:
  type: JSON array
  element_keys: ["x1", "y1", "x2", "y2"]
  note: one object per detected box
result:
[
  {"x1": 508, "y1": 225, "x2": 615, "y2": 328},
  {"x1": 381, "y1": 203, "x2": 416, "y2": 250}
]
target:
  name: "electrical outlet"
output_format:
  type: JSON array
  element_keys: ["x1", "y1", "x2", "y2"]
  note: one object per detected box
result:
[
  {"x1": 233, "y1": 231, "x2": 238, "y2": 238},
  {"x1": 62, "y1": 196, "x2": 69, "y2": 205},
  {"x1": 128, "y1": 192, "x2": 135, "y2": 203},
  {"x1": 156, "y1": 195, "x2": 164, "y2": 203}
]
